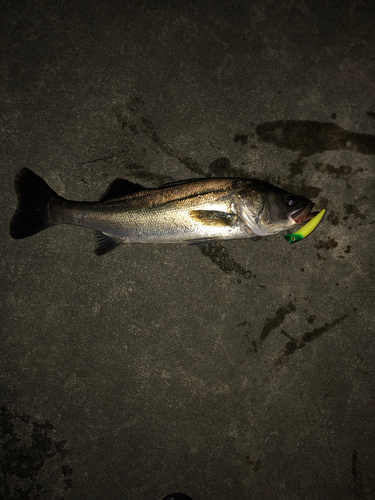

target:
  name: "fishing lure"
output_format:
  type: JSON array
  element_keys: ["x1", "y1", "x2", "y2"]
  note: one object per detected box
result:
[{"x1": 284, "y1": 209, "x2": 326, "y2": 243}]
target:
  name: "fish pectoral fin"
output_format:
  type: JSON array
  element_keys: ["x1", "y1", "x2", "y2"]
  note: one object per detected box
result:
[
  {"x1": 94, "y1": 231, "x2": 122, "y2": 256},
  {"x1": 189, "y1": 210, "x2": 237, "y2": 226}
]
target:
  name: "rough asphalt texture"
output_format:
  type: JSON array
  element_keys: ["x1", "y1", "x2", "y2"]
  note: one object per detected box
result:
[{"x1": 1, "y1": 1, "x2": 375, "y2": 499}]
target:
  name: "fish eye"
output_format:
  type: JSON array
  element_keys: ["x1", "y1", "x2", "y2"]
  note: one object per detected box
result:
[{"x1": 285, "y1": 196, "x2": 295, "y2": 207}]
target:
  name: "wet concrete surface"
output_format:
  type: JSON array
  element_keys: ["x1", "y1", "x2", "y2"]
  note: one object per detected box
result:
[{"x1": 1, "y1": 1, "x2": 375, "y2": 499}]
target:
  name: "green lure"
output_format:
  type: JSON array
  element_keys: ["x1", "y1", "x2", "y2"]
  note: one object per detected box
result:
[{"x1": 285, "y1": 209, "x2": 326, "y2": 244}]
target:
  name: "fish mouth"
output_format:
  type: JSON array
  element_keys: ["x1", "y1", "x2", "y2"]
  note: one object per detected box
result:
[{"x1": 291, "y1": 202, "x2": 315, "y2": 224}]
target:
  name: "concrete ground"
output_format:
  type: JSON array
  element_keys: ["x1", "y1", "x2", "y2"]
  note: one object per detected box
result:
[{"x1": 1, "y1": 1, "x2": 375, "y2": 499}]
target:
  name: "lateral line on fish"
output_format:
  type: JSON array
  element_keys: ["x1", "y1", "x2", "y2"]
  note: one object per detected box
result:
[{"x1": 148, "y1": 187, "x2": 232, "y2": 209}]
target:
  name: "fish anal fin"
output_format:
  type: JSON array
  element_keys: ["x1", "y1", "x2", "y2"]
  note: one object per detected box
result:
[
  {"x1": 94, "y1": 231, "x2": 122, "y2": 256},
  {"x1": 189, "y1": 210, "x2": 237, "y2": 226},
  {"x1": 99, "y1": 178, "x2": 146, "y2": 202}
]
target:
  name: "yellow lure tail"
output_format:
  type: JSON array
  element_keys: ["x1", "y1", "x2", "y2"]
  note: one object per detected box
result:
[{"x1": 284, "y1": 209, "x2": 326, "y2": 243}]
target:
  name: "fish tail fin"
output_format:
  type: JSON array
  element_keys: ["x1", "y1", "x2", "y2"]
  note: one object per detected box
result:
[{"x1": 10, "y1": 168, "x2": 58, "y2": 239}]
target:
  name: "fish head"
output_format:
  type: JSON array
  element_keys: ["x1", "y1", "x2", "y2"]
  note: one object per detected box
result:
[{"x1": 236, "y1": 181, "x2": 314, "y2": 236}]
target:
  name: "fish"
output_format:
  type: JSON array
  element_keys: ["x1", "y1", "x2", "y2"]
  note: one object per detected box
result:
[{"x1": 9, "y1": 168, "x2": 315, "y2": 255}]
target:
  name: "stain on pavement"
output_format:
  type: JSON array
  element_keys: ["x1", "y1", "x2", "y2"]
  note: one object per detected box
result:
[
  {"x1": 256, "y1": 121, "x2": 375, "y2": 157},
  {"x1": 0, "y1": 405, "x2": 72, "y2": 500}
]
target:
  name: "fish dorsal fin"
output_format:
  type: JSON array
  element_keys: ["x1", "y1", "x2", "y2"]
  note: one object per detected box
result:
[
  {"x1": 99, "y1": 178, "x2": 147, "y2": 202},
  {"x1": 159, "y1": 178, "x2": 204, "y2": 188},
  {"x1": 189, "y1": 210, "x2": 237, "y2": 226}
]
